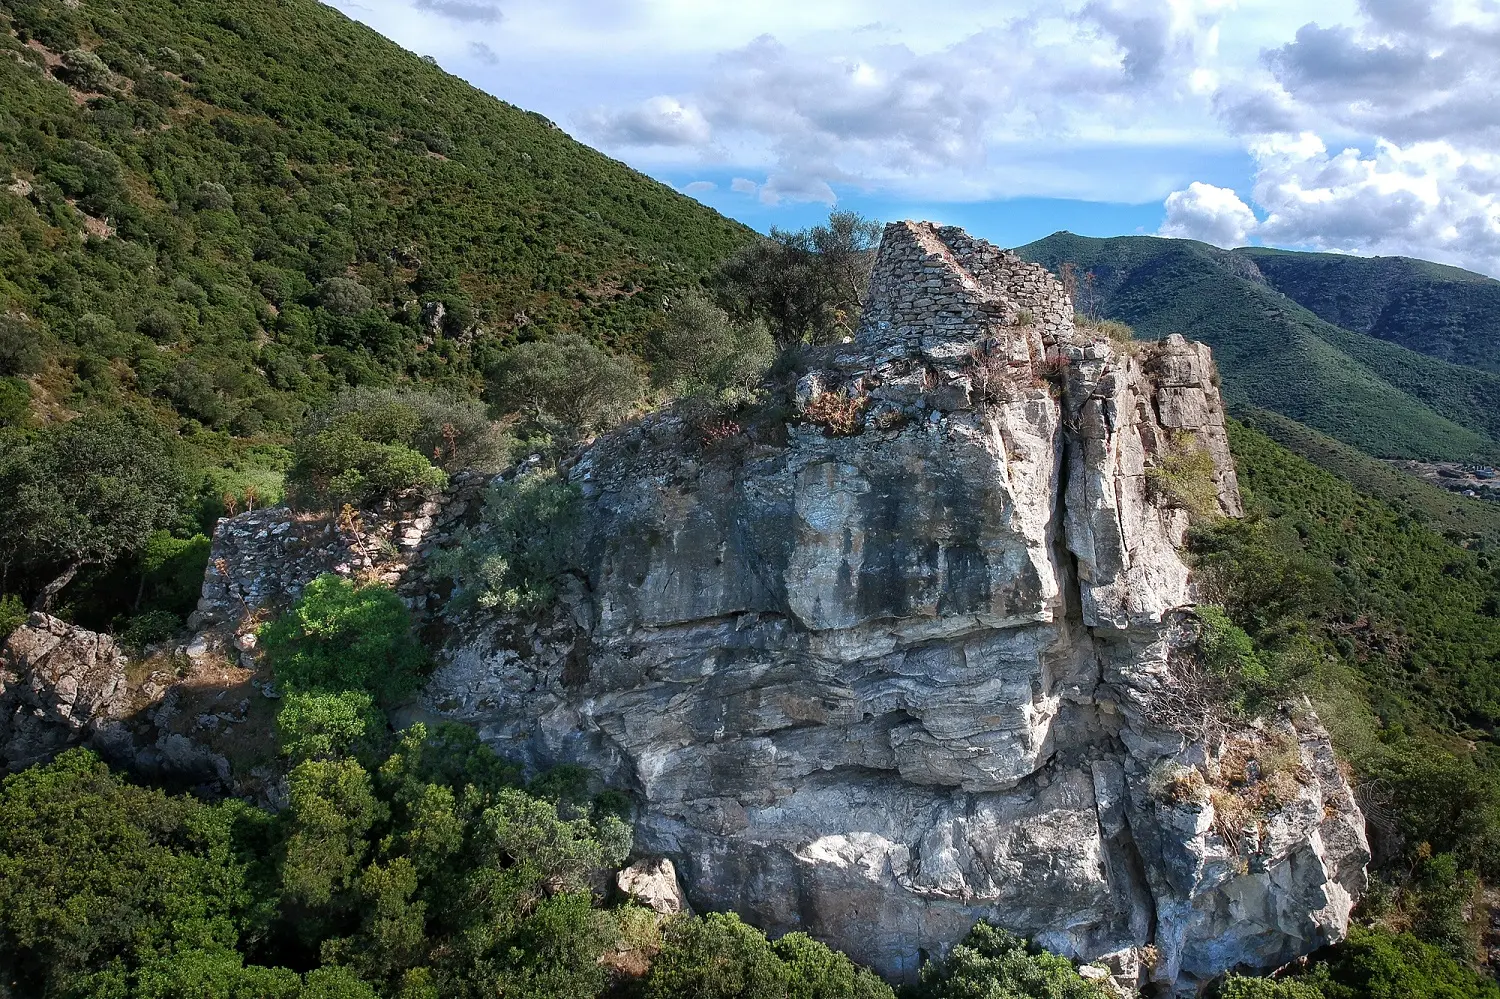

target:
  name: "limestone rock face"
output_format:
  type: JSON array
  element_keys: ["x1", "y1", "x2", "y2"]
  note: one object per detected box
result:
[
  {"x1": 0, "y1": 613, "x2": 132, "y2": 771},
  {"x1": 416, "y1": 222, "x2": 1362, "y2": 992},
  {"x1": 617, "y1": 857, "x2": 692, "y2": 916}
]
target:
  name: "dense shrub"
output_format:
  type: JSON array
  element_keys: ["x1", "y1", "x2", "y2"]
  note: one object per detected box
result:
[
  {"x1": 0, "y1": 410, "x2": 189, "y2": 609},
  {"x1": 488, "y1": 333, "x2": 643, "y2": 441},
  {"x1": 288, "y1": 394, "x2": 451, "y2": 509},
  {"x1": 643, "y1": 913, "x2": 895, "y2": 999},
  {"x1": 0, "y1": 315, "x2": 45, "y2": 376},
  {"x1": 430, "y1": 470, "x2": 580, "y2": 613},
  {"x1": 0, "y1": 728, "x2": 638, "y2": 999},
  {"x1": 259, "y1": 574, "x2": 426, "y2": 704},
  {"x1": 1145, "y1": 432, "x2": 1221, "y2": 519},
  {"x1": 0, "y1": 593, "x2": 25, "y2": 641},
  {"x1": 902, "y1": 923, "x2": 1108, "y2": 999},
  {"x1": 717, "y1": 211, "x2": 881, "y2": 350},
  {"x1": 1310, "y1": 926, "x2": 1500, "y2": 999},
  {"x1": 648, "y1": 293, "x2": 775, "y2": 401}
]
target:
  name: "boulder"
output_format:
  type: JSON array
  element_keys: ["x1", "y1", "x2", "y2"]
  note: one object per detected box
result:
[{"x1": 617, "y1": 857, "x2": 692, "y2": 916}]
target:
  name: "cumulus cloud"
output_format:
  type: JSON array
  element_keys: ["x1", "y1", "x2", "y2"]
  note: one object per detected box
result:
[
  {"x1": 730, "y1": 177, "x2": 759, "y2": 195},
  {"x1": 578, "y1": 96, "x2": 714, "y2": 148},
  {"x1": 682, "y1": 180, "x2": 716, "y2": 194},
  {"x1": 1221, "y1": 1, "x2": 1500, "y2": 144},
  {"x1": 1163, "y1": 133, "x2": 1500, "y2": 275},
  {"x1": 1161, "y1": 182, "x2": 1257, "y2": 246},
  {"x1": 575, "y1": 1, "x2": 1233, "y2": 203},
  {"x1": 414, "y1": 0, "x2": 501, "y2": 24}
]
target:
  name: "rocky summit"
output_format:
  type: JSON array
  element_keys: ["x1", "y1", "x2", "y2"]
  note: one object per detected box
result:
[{"x1": 422, "y1": 222, "x2": 1368, "y2": 992}]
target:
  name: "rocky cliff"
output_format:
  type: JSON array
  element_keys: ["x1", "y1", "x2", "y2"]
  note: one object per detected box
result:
[
  {"x1": 2, "y1": 220, "x2": 1368, "y2": 994},
  {"x1": 419, "y1": 223, "x2": 1367, "y2": 993}
]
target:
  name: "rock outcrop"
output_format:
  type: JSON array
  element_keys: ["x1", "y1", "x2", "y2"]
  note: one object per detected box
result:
[
  {"x1": 1, "y1": 613, "x2": 273, "y2": 798},
  {"x1": 0, "y1": 613, "x2": 133, "y2": 771},
  {"x1": 419, "y1": 222, "x2": 1366, "y2": 993}
]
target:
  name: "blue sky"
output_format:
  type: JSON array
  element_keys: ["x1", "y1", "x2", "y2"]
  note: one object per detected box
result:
[{"x1": 331, "y1": 0, "x2": 1500, "y2": 276}]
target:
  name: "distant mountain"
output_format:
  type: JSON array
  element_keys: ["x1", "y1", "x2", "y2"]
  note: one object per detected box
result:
[
  {"x1": 1017, "y1": 233, "x2": 1500, "y2": 464},
  {"x1": 1239, "y1": 248, "x2": 1500, "y2": 375},
  {"x1": 0, "y1": 0, "x2": 752, "y2": 431}
]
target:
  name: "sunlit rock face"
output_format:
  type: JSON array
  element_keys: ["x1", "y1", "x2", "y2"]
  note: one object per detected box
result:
[{"x1": 423, "y1": 222, "x2": 1364, "y2": 994}]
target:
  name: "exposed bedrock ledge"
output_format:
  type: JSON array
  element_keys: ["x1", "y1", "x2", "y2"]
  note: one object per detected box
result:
[{"x1": 191, "y1": 222, "x2": 1361, "y2": 993}]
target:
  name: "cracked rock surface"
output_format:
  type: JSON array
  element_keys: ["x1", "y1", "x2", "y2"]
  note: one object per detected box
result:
[{"x1": 416, "y1": 224, "x2": 1367, "y2": 991}]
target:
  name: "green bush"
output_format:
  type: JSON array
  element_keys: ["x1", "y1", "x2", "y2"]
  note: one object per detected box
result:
[
  {"x1": 1145, "y1": 432, "x2": 1221, "y2": 519},
  {"x1": 1218, "y1": 975, "x2": 1325, "y2": 999},
  {"x1": 0, "y1": 593, "x2": 26, "y2": 641},
  {"x1": 644, "y1": 912, "x2": 791, "y2": 999},
  {"x1": 0, "y1": 315, "x2": 44, "y2": 376},
  {"x1": 430, "y1": 470, "x2": 580, "y2": 613},
  {"x1": 488, "y1": 333, "x2": 643, "y2": 441},
  {"x1": 716, "y1": 211, "x2": 881, "y2": 350},
  {"x1": 276, "y1": 690, "x2": 385, "y2": 762},
  {"x1": 1193, "y1": 605, "x2": 1307, "y2": 716},
  {"x1": 902, "y1": 924, "x2": 1108, "y2": 999},
  {"x1": 259, "y1": 574, "x2": 425, "y2": 704},
  {"x1": 648, "y1": 292, "x2": 775, "y2": 401},
  {"x1": 1311, "y1": 926, "x2": 1500, "y2": 999},
  {"x1": 0, "y1": 410, "x2": 190, "y2": 610},
  {"x1": 121, "y1": 608, "x2": 182, "y2": 652},
  {"x1": 773, "y1": 931, "x2": 897, "y2": 999},
  {"x1": 137, "y1": 531, "x2": 213, "y2": 618},
  {"x1": 0, "y1": 376, "x2": 30, "y2": 427},
  {"x1": 289, "y1": 387, "x2": 511, "y2": 508}
]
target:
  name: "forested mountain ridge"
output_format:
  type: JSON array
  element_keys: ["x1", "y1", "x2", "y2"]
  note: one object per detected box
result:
[
  {"x1": 1239, "y1": 246, "x2": 1500, "y2": 375},
  {"x1": 1018, "y1": 232, "x2": 1500, "y2": 463},
  {"x1": 0, "y1": 0, "x2": 752, "y2": 435}
]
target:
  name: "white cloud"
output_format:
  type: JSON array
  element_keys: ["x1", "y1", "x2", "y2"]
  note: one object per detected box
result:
[
  {"x1": 578, "y1": 95, "x2": 714, "y2": 147},
  {"x1": 1251, "y1": 134, "x2": 1500, "y2": 273},
  {"x1": 570, "y1": 1, "x2": 1241, "y2": 203},
  {"x1": 683, "y1": 180, "x2": 717, "y2": 194},
  {"x1": 414, "y1": 0, "x2": 501, "y2": 24},
  {"x1": 1162, "y1": 133, "x2": 1500, "y2": 274},
  {"x1": 730, "y1": 177, "x2": 760, "y2": 194},
  {"x1": 1160, "y1": 181, "x2": 1257, "y2": 246}
]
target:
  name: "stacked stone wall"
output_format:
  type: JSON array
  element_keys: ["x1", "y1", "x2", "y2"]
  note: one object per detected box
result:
[{"x1": 857, "y1": 221, "x2": 1074, "y2": 359}]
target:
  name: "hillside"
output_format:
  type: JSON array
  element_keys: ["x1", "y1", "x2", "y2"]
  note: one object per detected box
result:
[
  {"x1": 1018, "y1": 233, "x2": 1500, "y2": 463},
  {"x1": 0, "y1": 0, "x2": 752, "y2": 434},
  {"x1": 1240, "y1": 247, "x2": 1500, "y2": 375},
  {"x1": 1238, "y1": 406, "x2": 1500, "y2": 545}
]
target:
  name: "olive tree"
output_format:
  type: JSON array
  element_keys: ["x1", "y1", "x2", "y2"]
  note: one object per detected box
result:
[{"x1": 0, "y1": 412, "x2": 188, "y2": 610}]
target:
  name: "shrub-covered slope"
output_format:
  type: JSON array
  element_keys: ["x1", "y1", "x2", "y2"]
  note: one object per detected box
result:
[
  {"x1": 0, "y1": 0, "x2": 752, "y2": 432},
  {"x1": 1239, "y1": 247, "x2": 1500, "y2": 375},
  {"x1": 1017, "y1": 233, "x2": 1500, "y2": 462}
]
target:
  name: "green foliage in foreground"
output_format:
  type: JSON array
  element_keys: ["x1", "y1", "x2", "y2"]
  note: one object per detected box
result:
[
  {"x1": 0, "y1": 0, "x2": 750, "y2": 434},
  {"x1": 901, "y1": 924, "x2": 1108, "y2": 999},
  {"x1": 1221, "y1": 926, "x2": 1500, "y2": 999},
  {"x1": 0, "y1": 737, "x2": 908, "y2": 999},
  {"x1": 260, "y1": 575, "x2": 427, "y2": 706},
  {"x1": 430, "y1": 471, "x2": 581, "y2": 613},
  {"x1": 645, "y1": 913, "x2": 894, "y2": 999}
]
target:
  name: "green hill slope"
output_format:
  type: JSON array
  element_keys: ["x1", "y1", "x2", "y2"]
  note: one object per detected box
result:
[
  {"x1": 0, "y1": 0, "x2": 752, "y2": 432},
  {"x1": 1238, "y1": 247, "x2": 1500, "y2": 374},
  {"x1": 1017, "y1": 233, "x2": 1500, "y2": 462},
  {"x1": 1238, "y1": 407, "x2": 1500, "y2": 545}
]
